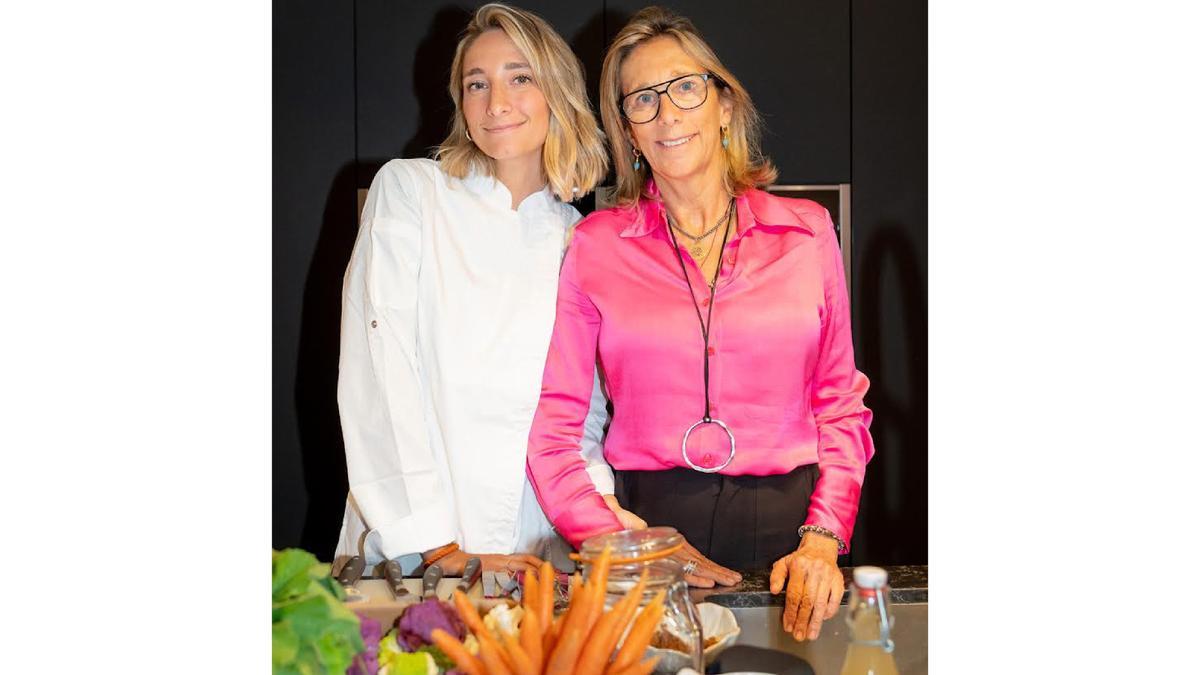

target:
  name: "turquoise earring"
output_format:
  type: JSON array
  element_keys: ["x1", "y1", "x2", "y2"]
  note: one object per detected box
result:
[
  {"x1": 721, "y1": 126, "x2": 730, "y2": 149},
  {"x1": 632, "y1": 148, "x2": 641, "y2": 170}
]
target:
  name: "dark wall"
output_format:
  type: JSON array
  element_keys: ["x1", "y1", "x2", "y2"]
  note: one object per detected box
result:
[
  {"x1": 273, "y1": 0, "x2": 927, "y2": 564},
  {"x1": 273, "y1": 0, "x2": 357, "y2": 552}
]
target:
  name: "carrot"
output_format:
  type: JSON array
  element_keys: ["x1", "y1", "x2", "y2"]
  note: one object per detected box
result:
[
  {"x1": 575, "y1": 569, "x2": 650, "y2": 675},
  {"x1": 607, "y1": 591, "x2": 666, "y2": 674},
  {"x1": 501, "y1": 630, "x2": 536, "y2": 675},
  {"x1": 478, "y1": 631, "x2": 515, "y2": 675},
  {"x1": 544, "y1": 624, "x2": 585, "y2": 674},
  {"x1": 609, "y1": 654, "x2": 661, "y2": 675},
  {"x1": 452, "y1": 589, "x2": 517, "y2": 673},
  {"x1": 543, "y1": 611, "x2": 562, "y2": 657},
  {"x1": 429, "y1": 628, "x2": 485, "y2": 675},
  {"x1": 538, "y1": 560, "x2": 555, "y2": 634},
  {"x1": 453, "y1": 589, "x2": 489, "y2": 637},
  {"x1": 519, "y1": 604, "x2": 544, "y2": 674},
  {"x1": 583, "y1": 544, "x2": 614, "y2": 636},
  {"x1": 523, "y1": 567, "x2": 541, "y2": 621},
  {"x1": 561, "y1": 572, "x2": 596, "y2": 638}
]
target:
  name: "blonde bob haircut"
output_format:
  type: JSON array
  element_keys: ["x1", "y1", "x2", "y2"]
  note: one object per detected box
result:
[
  {"x1": 600, "y1": 6, "x2": 778, "y2": 205},
  {"x1": 436, "y1": 3, "x2": 608, "y2": 202}
]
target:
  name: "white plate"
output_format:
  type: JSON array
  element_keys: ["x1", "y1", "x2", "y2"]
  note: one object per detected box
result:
[{"x1": 646, "y1": 603, "x2": 741, "y2": 671}]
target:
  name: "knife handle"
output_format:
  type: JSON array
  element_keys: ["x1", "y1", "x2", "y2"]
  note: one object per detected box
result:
[
  {"x1": 384, "y1": 560, "x2": 410, "y2": 598},
  {"x1": 458, "y1": 557, "x2": 482, "y2": 592},
  {"x1": 337, "y1": 555, "x2": 365, "y2": 587},
  {"x1": 422, "y1": 564, "x2": 444, "y2": 598}
]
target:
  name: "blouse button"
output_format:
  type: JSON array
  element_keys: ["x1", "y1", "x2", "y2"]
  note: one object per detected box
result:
[
  {"x1": 703, "y1": 453, "x2": 713, "y2": 464},
  {"x1": 701, "y1": 298, "x2": 710, "y2": 306},
  {"x1": 370, "y1": 320, "x2": 378, "y2": 328},
  {"x1": 707, "y1": 346, "x2": 716, "y2": 356}
]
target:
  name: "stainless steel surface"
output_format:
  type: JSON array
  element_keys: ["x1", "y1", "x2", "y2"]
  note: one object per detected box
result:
[
  {"x1": 421, "y1": 564, "x2": 444, "y2": 598},
  {"x1": 457, "y1": 557, "x2": 482, "y2": 594},
  {"x1": 719, "y1": 603, "x2": 926, "y2": 675}
]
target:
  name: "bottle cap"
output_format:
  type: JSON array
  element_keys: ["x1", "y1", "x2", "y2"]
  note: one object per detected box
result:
[{"x1": 853, "y1": 566, "x2": 888, "y2": 589}]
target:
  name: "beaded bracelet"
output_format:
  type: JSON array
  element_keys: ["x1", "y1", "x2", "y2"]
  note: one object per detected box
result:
[
  {"x1": 798, "y1": 525, "x2": 848, "y2": 555},
  {"x1": 421, "y1": 542, "x2": 460, "y2": 566}
]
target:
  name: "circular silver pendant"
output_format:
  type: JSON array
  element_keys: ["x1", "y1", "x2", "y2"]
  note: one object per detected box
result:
[{"x1": 681, "y1": 418, "x2": 735, "y2": 473}]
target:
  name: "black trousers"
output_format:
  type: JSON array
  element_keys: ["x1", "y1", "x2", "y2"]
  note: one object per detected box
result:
[{"x1": 614, "y1": 464, "x2": 820, "y2": 572}]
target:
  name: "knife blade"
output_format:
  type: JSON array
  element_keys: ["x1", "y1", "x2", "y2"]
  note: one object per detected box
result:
[
  {"x1": 457, "y1": 557, "x2": 483, "y2": 594},
  {"x1": 422, "y1": 563, "x2": 444, "y2": 599},
  {"x1": 383, "y1": 559, "x2": 413, "y2": 601}
]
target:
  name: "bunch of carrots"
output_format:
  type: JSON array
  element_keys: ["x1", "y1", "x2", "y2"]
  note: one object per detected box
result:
[{"x1": 431, "y1": 545, "x2": 666, "y2": 675}]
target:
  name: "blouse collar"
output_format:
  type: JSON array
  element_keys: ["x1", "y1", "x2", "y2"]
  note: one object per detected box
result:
[{"x1": 618, "y1": 177, "x2": 814, "y2": 238}]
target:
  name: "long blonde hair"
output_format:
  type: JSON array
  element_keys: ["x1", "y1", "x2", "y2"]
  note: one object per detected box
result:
[
  {"x1": 599, "y1": 6, "x2": 777, "y2": 205},
  {"x1": 436, "y1": 3, "x2": 608, "y2": 202}
]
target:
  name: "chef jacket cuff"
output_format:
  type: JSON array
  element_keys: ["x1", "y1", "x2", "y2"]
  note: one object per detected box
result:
[{"x1": 585, "y1": 463, "x2": 616, "y2": 495}]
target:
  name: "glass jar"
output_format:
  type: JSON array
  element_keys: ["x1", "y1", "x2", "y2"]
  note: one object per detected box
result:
[
  {"x1": 840, "y1": 566, "x2": 899, "y2": 675},
  {"x1": 578, "y1": 527, "x2": 703, "y2": 673}
]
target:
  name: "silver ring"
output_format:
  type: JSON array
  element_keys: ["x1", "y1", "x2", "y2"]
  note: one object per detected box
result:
[{"x1": 681, "y1": 560, "x2": 698, "y2": 576}]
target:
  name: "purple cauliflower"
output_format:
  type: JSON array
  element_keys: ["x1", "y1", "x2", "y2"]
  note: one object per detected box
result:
[
  {"x1": 347, "y1": 614, "x2": 383, "y2": 674},
  {"x1": 394, "y1": 598, "x2": 467, "y2": 652}
]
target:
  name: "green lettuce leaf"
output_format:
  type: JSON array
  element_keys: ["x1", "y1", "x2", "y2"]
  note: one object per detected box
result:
[{"x1": 272, "y1": 548, "x2": 364, "y2": 674}]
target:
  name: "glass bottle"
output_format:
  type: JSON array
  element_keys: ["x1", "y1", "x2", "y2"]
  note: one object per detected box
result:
[
  {"x1": 578, "y1": 527, "x2": 703, "y2": 673},
  {"x1": 840, "y1": 566, "x2": 900, "y2": 675}
]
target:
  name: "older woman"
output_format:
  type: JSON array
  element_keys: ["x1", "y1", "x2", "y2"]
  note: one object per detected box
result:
[
  {"x1": 335, "y1": 4, "x2": 639, "y2": 578},
  {"x1": 526, "y1": 6, "x2": 876, "y2": 641}
]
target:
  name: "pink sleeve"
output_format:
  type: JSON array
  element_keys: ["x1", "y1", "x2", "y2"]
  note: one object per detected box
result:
[
  {"x1": 803, "y1": 210, "x2": 876, "y2": 553},
  {"x1": 526, "y1": 230, "x2": 623, "y2": 548}
]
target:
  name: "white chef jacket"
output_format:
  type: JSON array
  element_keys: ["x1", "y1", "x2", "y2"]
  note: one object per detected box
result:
[{"x1": 334, "y1": 158, "x2": 614, "y2": 568}]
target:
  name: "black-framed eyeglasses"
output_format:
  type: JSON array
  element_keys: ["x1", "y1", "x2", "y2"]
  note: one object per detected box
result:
[{"x1": 620, "y1": 72, "x2": 722, "y2": 124}]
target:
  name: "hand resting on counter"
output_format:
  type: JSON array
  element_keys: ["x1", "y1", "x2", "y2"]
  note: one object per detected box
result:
[
  {"x1": 770, "y1": 531, "x2": 843, "y2": 641},
  {"x1": 601, "y1": 494, "x2": 742, "y2": 589},
  {"x1": 432, "y1": 549, "x2": 544, "y2": 576}
]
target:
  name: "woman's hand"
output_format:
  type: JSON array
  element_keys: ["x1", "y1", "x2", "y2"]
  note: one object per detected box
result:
[
  {"x1": 769, "y1": 532, "x2": 843, "y2": 641},
  {"x1": 433, "y1": 550, "x2": 543, "y2": 576},
  {"x1": 602, "y1": 494, "x2": 649, "y2": 531},
  {"x1": 673, "y1": 537, "x2": 742, "y2": 588}
]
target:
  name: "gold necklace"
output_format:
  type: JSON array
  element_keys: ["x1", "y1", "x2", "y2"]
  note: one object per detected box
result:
[
  {"x1": 699, "y1": 214, "x2": 733, "y2": 286},
  {"x1": 667, "y1": 210, "x2": 730, "y2": 258}
]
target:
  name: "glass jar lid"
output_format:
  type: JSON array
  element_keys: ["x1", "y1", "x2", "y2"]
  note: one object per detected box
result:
[{"x1": 578, "y1": 526, "x2": 684, "y2": 565}]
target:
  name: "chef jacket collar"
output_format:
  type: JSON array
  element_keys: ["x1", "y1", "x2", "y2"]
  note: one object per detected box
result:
[{"x1": 461, "y1": 167, "x2": 555, "y2": 213}]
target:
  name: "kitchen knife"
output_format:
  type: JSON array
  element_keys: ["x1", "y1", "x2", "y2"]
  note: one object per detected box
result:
[
  {"x1": 457, "y1": 557, "x2": 483, "y2": 594},
  {"x1": 422, "y1": 563, "x2": 444, "y2": 599},
  {"x1": 383, "y1": 559, "x2": 413, "y2": 601},
  {"x1": 335, "y1": 555, "x2": 367, "y2": 602},
  {"x1": 337, "y1": 555, "x2": 366, "y2": 587}
]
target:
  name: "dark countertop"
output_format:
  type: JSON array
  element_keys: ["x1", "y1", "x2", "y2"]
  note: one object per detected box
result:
[{"x1": 691, "y1": 565, "x2": 927, "y2": 607}]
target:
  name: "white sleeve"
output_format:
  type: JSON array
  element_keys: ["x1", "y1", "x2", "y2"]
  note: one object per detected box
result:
[
  {"x1": 561, "y1": 206, "x2": 616, "y2": 496},
  {"x1": 337, "y1": 162, "x2": 456, "y2": 560},
  {"x1": 579, "y1": 358, "x2": 615, "y2": 496}
]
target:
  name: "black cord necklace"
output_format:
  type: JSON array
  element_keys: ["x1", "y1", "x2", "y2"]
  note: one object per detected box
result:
[{"x1": 663, "y1": 197, "x2": 737, "y2": 473}]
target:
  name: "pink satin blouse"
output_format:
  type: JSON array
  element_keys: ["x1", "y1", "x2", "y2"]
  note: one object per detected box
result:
[{"x1": 526, "y1": 180, "x2": 875, "y2": 551}]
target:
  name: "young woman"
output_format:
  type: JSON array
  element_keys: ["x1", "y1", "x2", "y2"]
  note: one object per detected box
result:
[
  {"x1": 334, "y1": 3, "x2": 638, "y2": 576},
  {"x1": 527, "y1": 6, "x2": 876, "y2": 642}
]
